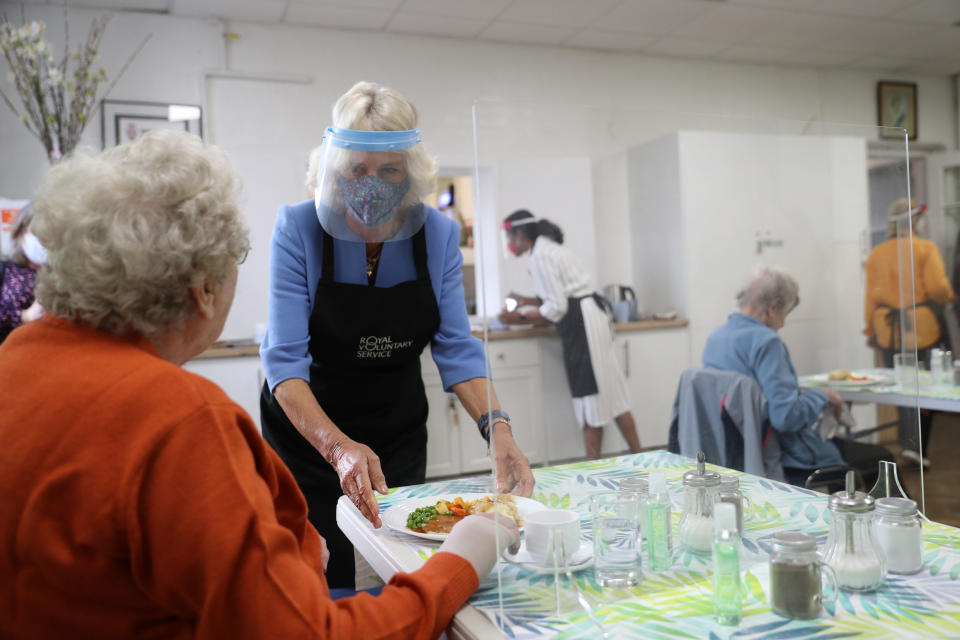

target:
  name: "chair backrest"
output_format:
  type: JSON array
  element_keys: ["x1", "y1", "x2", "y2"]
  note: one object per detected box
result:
[{"x1": 670, "y1": 367, "x2": 784, "y2": 481}]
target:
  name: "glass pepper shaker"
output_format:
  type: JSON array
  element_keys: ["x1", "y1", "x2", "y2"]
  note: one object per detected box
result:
[
  {"x1": 822, "y1": 471, "x2": 886, "y2": 591},
  {"x1": 770, "y1": 532, "x2": 838, "y2": 620},
  {"x1": 679, "y1": 452, "x2": 721, "y2": 554},
  {"x1": 874, "y1": 497, "x2": 923, "y2": 575},
  {"x1": 718, "y1": 475, "x2": 751, "y2": 536}
]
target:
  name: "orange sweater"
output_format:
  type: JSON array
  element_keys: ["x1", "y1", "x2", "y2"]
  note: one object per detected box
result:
[
  {"x1": 0, "y1": 317, "x2": 477, "y2": 640},
  {"x1": 863, "y1": 237, "x2": 955, "y2": 350}
]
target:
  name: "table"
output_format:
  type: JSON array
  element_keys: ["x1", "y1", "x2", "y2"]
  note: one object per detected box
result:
[
  {"x1": 801, "y1": 368, "x2": 960, "y2": 413},
  {"x1": 338, "y1": 451, "x2": 960, "y2": 639}
]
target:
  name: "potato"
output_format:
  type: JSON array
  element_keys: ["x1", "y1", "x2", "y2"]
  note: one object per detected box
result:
[{"x1": 827, "y1": 369, "x2": 851, "y2": 381}]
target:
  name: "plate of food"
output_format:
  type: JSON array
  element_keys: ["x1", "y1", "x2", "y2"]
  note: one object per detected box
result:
[
  {"x1": 809, "y1": 369, "x2": 892, "y2": 388},
  {"x1": 382, "y1": 493, "x2": 546, "y2": 542}
]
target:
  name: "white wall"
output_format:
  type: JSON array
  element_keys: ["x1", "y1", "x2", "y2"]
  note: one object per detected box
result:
[{"x1": 1, "y1": 3, "x2": 956, "y2": 340}]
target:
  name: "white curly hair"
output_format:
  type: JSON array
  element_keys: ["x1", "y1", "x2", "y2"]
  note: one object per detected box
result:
[
  {"x1": 736, "y1": 265, "x2": 799, "y2": 314},
  {"x1": 305, "y1": 81, "x2": 437, "y2": 208},
  {"x1": 32, "y1": 129, "x2": 250, "y2": 336}
]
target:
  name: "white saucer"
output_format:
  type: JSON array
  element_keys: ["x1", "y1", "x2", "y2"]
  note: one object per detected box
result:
[{"x1": 503, "y1": 540, "x2": 593, "y2": 574}]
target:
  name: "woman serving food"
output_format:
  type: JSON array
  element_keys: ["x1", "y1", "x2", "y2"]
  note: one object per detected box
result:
[{"x1": 259, "y1": 82, "x2": 534, "y2": 587}]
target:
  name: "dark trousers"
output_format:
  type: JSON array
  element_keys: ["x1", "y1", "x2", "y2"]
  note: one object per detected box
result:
[{"x1": 784, "y1": 437, "x2": 894, "y2": 489}]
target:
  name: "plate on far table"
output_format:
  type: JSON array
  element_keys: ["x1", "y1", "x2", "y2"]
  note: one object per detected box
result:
[
  {"x1": 806, "y1": 372, "x2": 892, "y2": 389},
  {"x1": 382, "y1": 493, "x2": 547, "y2": 542}
]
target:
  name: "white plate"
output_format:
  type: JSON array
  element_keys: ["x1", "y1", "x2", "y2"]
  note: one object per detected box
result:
[
  {"x1": 806, "y1": 372, "x2": 892, "y2": 388},
  {"x1": 382, "y1": 493, "x2": 547, "y2": 542},
  {"x1": 503, "y1": 539, "x2": 593, "y2": 574}
]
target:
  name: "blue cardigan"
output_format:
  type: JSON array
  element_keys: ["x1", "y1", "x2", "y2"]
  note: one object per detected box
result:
[
  {"x1": 702, "y1": 313, "x2": 845, "y2": 470},
  {"x1": 260, "y1": 199, "x2": 487, "y2": 392}
]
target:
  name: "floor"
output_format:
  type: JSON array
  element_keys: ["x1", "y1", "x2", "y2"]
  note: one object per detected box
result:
[{"x1": 884, "y1": 412, "x2": 960, "y2": 528}]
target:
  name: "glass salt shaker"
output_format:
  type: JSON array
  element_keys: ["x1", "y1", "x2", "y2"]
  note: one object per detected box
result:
[
  {"x1": 619, "y1": 475, "x2": 649, "y2": 541},
  {"x1": 679, "y1": 452, "x2": 721, "y2": 554},
  {"x1": 874, "y1": 497, "x2": 923, "y2": 575},
  {"x1": 718, "y1": 475, "x2": 751, "y2": 536},
  {"x1": 822, "y1": 471, "x2": 886, "y2": 592},
  {"x1": 770, "y1": 532, "x2": 838, "y2": 620}
]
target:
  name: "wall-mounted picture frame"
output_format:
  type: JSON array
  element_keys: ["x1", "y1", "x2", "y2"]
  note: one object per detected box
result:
[
  {"x1": 100, "y1": 99, "x2": 203, "y2": 148},
  {"x1": 877, "y1": 81, "x2": 917, "y2": 140}
]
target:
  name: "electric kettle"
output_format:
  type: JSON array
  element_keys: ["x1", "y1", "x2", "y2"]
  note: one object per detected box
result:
[{"x1": 602, "y1": 284, "x2": 637, "y2": 322}]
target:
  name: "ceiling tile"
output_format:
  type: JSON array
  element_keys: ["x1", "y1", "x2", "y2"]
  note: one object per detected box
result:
[
  {"x1": 62, "y1": 0, "x2": 168, "y2": 9},
  {"x1": 386, "y1": 12, "x2": 486, "y2": 38},
  {"x1": 644, "y1": 36, "x2": 727, "y2": 58},
  {"x1": 829, "y1": 19, "x2": 936, "y2": 53},
  {"x1": 479, "y1": 21, "x2": 578, "y2": 46},
  {"x1": 777, "y1": 48, "x2": 862, "y2": 67},
  {"x1": 172, "y1": 0, "x2": 287, "y2": 22},
  {"x1": 285, "y1": 3, "x2": 392, "y2": 30},
  {"x1": 886, "y1": 0, "x2": 960, "y2": 24},
  {"x1": 399, "y1": 0, "x2": 511, "y2": 20},
  {"x1": 747, "y1": 11, "x2": 860, "y2": 49},
  {"x1": 564, "y1": 29, "x2": 657, "y2": 52},
  {"x1": 296, "y1": 0, "x2": 401, "y2": 8},
  {"x1": 883, "y1": 26, "x2": 960, "y2": 58},
  {"x1": 675, "y1": 4, "x2": 794, "y2": 43},
  {"x1": 843, "y1": 54, "x2": 916, "y2": 71},
  {"x1": 728, "y1": 0, "x2": 822, "y2": 9},
  {"x1": 712, "y1": 43, "x2": 792, "y2": 64},
  {"x1": 498, "y1": 0, "x2": 620, "y2": 28},
  {"x1": 592, "y1": 0, "x2": 717, "y2": 35}
]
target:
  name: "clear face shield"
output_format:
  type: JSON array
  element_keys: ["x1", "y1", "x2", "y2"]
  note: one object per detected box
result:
[
  {"x1": 315, "y1": 127, "x2": 427, "y2": 243},
  {"x1": 500, "y1": 217, "x2": 538, "y2": 258}
]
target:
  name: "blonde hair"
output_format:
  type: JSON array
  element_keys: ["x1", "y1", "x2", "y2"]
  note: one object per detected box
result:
[
  {"x1": 305, "y1": 81, "x2": 437, "y2": 208},
  {"x1": 32, "y1": 129, "x2": 250, "y2": 336},
  {"x1": 887, "y1": 197, "x2": 921, "y2": 237}
]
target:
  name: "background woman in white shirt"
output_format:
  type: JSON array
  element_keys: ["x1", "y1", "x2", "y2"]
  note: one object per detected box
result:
[{"x1": 499, "y1": 209, "x2": 642, "y2": 459}]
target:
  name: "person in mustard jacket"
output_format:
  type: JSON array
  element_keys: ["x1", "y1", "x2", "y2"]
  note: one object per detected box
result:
[{"x1": 864, "y1": 197, "x2": 955, "y2": 468}]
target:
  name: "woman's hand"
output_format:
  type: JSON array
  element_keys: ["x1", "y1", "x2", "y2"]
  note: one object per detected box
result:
[
  {"x1": 491, "y1": 422, "x2": 535, "y2": 496},
  {"x1": 329, "y1": 439, "x2": 388, "y2": 528},
  {"x1": 498, "y1": 309, "x2": 525, "y2": 324}
]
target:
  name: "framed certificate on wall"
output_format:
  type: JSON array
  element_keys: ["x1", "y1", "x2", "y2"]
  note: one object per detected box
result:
[
  {"x1": 877, "y1": 81, "x2": 917, "y2": 141},
  {"x1": 100, "y1": 100, "x2": 203, "y2": 147}
]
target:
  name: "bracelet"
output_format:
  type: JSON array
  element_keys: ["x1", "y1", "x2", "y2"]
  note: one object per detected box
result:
[{"x1": 476, "y1": 409, "x2": 510, "y2": 443}]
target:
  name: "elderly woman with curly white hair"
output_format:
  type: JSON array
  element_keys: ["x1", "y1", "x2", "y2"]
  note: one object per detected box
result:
[
  {"x1": 259, "y1": 81, "x2": 535, "y2": 588},
  {"x1": 0, "y1": 129, "x2": 520, "y2": 640}
]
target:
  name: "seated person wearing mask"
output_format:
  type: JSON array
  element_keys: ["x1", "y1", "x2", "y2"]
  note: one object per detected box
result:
[
  {"x1": 0, "y1": 130, "x2": 518, "y2": 640},
  {"x1": 703, "y1": 265, "x2": 892, "y2": 487}
]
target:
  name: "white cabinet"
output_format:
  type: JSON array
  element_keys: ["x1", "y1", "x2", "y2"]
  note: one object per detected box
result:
[
  {"x1": 183, "y1": 355, "x2": 263, "y2": 431},
  {"x1": 422, "y1": 339, "x2": 543, "y2": 480}
]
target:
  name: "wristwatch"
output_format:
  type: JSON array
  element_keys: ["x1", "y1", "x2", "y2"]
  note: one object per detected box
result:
[{"x1": 476, "y1": 409, "x2": 510, "y2": 442}]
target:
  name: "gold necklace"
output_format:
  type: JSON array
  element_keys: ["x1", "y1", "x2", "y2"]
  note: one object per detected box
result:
[{"x1": 366, "y1": 244, "x2": 383, "y2": 278}]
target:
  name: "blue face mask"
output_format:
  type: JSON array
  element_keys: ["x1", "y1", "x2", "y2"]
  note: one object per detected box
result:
[{"x1": 336, "y1": 174, "x2": 411, "y2": 227}]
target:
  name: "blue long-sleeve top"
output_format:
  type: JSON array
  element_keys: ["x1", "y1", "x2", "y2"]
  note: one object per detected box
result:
[
  {"x1": 702, "y1": 313, "x2": 845, "y2": 470},
  {"x1": 260, "y1": 199, "x2": 487, "y2": 393}
]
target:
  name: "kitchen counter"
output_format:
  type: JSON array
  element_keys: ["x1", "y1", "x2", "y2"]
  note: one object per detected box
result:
[
  {"x1": 194, "y1": 318, "x2": 689, "y2": 358},
  {"x1": 471, "y1": 317, "x2": 687, "y2": 340}
]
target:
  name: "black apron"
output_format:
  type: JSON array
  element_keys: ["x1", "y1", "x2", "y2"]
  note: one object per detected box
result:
[
  {"x1": 555, "y1": 293, "x2": 611, "y2": 399},
  {"x1": 260, "y1": 226, "x2": 440, "y2": 588}
]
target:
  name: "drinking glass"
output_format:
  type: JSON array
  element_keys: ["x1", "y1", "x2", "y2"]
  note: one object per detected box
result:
[
  {"x1": 930, "y1": 349, "x2": 953, "y2": 386},
  {"x1": 591, "y1": 491, "x2": 642, "y2": 587},
  {"x1": 894, "y1": 353, "x2": 918, "y2": 389}
]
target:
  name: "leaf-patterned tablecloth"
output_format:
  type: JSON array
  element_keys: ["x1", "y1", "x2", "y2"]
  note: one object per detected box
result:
[{"x1": 375, "y1": 451, "x2": 960, "y2": 639}]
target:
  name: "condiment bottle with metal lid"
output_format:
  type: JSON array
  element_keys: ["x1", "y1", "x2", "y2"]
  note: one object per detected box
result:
[
  {"x1": 822, "y1": 471, "x2": 886, "y2": 591},
  {"x1": 679, "y1": 452, "x2": 721, "y2": 554},
  {"x1": 718, "y1": 475, "x2": 751, "y2": 536},
  {"x1": 770, "y1": 531, "x2": 838, "y2": 620},
  {"x1": 874, "y1": 497, "x2": 923, "y2": 575}
]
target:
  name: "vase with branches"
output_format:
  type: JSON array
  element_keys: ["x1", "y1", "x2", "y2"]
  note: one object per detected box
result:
[{"x1": 0, "y1": 8, "x2": 150, "y2": 163}]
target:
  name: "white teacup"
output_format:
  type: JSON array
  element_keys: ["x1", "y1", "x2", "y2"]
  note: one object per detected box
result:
[{"x1": 524, "y1": 509, "x2": 581, "y2": 565}]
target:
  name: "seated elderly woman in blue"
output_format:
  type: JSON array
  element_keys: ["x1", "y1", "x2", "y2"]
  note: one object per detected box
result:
[
  {"x1": 259, "y1": 81, "x2": 534, "y2": 589},
  {"x1": 703, "y1": 266, "x2": 892, "y2": 487}
]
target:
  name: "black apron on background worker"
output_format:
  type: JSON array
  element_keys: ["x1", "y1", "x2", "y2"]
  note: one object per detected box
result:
[{"x1": 260, "y1": 226, "x2": 439, "y2": 588}]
